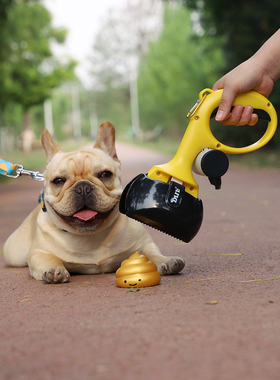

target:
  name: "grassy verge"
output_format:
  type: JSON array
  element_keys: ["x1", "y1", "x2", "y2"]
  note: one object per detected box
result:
[
  {"x1": 0, "y1": 137, "x2": 91, "y2": 185},
  {"x1": 120, "y1": 135, "x2": 180, "y2": 157},
  {"x1": 122, "y1": 135, "x2": 280, "y2": 170},
  {"x1": 228, "y1": 150, "x2": 280, "y2": 170},
  {"x1": 1, "y1": 135, "x2": 279, "y2": 186}
]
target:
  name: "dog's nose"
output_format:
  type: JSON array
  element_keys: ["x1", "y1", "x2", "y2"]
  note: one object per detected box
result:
[{"x1": 75, "y1": 183, "x2": 93, "y2": 196}]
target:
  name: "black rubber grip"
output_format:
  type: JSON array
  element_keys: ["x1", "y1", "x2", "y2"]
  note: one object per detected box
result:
[{"x1": 211, "y1": 107, "x2": 271, "y2": 122}]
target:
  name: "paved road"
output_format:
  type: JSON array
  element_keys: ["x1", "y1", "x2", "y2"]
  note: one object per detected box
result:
[{"x1": 1, "y1": 142, "x2": 280, "y2": 380}]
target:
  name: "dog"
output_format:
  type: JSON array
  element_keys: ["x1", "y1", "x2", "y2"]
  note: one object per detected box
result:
[{"x1": 3, "y1": 122, "x2": 185, "y2": 283}]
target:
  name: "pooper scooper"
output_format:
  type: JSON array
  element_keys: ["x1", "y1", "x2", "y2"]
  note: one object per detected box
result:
[{"x1": 119, "y1": 88, "x2": 278, "y2": 243}]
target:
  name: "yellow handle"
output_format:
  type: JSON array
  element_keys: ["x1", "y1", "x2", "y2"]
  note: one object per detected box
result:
[{"x1": 148, "y1": 88, "x2": 278, "y2": 198}]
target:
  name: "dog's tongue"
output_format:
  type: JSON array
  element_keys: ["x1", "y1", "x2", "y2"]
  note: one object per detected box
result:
[{"x1": 73, "y1": 209, "x2": 98, "y2": 221}]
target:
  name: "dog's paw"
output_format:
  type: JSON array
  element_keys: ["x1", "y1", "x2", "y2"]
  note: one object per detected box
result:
[
  {"x1": 158, "y1": 257, "x2": 185, "y2": 275},
  {"x1": 42, "y1": 267, "x2": 70, "y2": 283}
]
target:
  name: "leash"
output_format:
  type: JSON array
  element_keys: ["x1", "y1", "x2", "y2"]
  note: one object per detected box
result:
[
  {"x1": 1, "y1": 158, "x2": 47, "y2": 211},
  {"x1": 0, "y1": 158, "x2": 44, "y2": 181}
]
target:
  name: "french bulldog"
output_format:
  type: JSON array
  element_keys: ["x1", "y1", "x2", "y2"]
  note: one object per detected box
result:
[{"x1": 3, "y1": 122, "x2": 185, "y2": 283}]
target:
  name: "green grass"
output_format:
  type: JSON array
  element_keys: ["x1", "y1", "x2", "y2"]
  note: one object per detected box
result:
[
  {"x1": 121, "y1": 134, "x2": 280, "y2": 170},
  {"x1": 0, "y1": 137, "x2": 91, "y2": 185},
  {"x1": 120, "y1": 135, "x2": 180, "y2": 157},
  {"x1": 228, "y1": 150, "x2": 280, "y2": 169},
  {"x1": 1, "y1": 135, "x2": 279, "y2": 186}
]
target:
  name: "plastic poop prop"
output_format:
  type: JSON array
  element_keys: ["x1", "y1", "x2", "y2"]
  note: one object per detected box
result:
[
  {"x1": 116, "y1": 252, "x2": 161, "y2": 288},
  {"x1": 120, "y1": 88, "x2": 278, "y2": 243}
]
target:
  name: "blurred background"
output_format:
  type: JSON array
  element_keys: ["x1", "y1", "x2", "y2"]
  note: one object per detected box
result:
[{"x1": 0, "y1": 0, "x2": 280, "y2": 169}]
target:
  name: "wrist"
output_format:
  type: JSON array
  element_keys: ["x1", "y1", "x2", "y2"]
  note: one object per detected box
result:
[{"x1": 253, "y1": 35, "x2": 280, "y2": 82}]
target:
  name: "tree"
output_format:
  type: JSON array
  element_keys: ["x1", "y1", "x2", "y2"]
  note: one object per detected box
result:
[
  {"x1": 90, "y1": 0, "x2": 163, "y2": 89},
  {"x1": 137, "y1": 4, "x2": 225, "y2": 134},
  {"x1": 183, "y1": 0, "x2": 280, "y2": 147},
  {"x1": 0, "y1": 0, "x2": 76, "y2": 130},
  {"x1": 0, "y1": 0, "x2": 14, "y2": 57},
  {"x1": 185, "y1": 0, "x2": 280, "y2": 70},
  {"x1": 0, "y1": 0, "x2": 15, "y2": 126},
  {"x1": 89, "y1": 0, "x2": 163, "y2": 137}
]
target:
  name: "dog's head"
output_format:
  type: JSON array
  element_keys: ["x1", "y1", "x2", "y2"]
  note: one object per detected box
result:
[{"x1": 41, "y1": 121, "x2": 122, "y2": 235}]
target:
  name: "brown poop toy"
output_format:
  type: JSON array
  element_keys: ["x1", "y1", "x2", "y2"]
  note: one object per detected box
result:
[{"x1": 116, "y1": 252, "x2": 161, "y2": 288}]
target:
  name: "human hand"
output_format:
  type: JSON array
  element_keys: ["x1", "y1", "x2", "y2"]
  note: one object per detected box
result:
[{"x1": 212, "y1": 59, "x2": 275, "y2": 126}]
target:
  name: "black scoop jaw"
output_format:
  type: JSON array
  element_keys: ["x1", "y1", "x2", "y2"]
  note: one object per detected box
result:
[{"x1": 119, "y1": 174, "x2": 203, "y2": 243}]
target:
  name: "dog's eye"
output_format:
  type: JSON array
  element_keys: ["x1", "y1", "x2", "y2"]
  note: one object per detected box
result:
[
  {"x1": 52, "y1": 178, "x2": 66, "y2": 185},
  {"x1": 99, "y1": 171, "x2": 112, "y2": 179}
]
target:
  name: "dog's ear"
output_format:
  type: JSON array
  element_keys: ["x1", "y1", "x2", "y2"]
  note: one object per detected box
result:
[
  {"x1": 94, "y1": 121, "x2": 119, "y2": 161},
  {"x1": 41, "y1": 129, "x2": 61, "y2": 163}
]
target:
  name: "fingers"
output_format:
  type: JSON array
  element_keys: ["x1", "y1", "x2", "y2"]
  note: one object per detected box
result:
[
  {"x1": 213, "y1": 85, "x2": 238, "y2": 122},
  {"x1": 216, "y1": 105, "x2": 258, "y2": 126},
  {"x1": 212, "y1": 82, "x2": 259, "y2": 126}
]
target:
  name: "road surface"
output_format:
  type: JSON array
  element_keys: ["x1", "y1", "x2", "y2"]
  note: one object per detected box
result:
[{"x1": 1, "y1": 142, "x2": 280, "y2": 380}]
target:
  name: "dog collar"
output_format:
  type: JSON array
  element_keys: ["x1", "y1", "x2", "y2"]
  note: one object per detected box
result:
[{"x1": 38, "y1": 187, "x2": 47, "y2": 212}]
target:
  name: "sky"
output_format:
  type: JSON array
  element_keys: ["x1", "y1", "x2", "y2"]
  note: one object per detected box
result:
[{"x1": 44, "y1": 0, "x2": 127, "y2": 84}]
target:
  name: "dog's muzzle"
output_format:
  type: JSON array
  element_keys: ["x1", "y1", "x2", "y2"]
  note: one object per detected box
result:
[
  {"x1": 50, "y1": 180, "x2": 117, "y2": 231},
  {"x1": 75, "y1": 182, "x2": 93, "y2": 197},
  {"x1": 73, "y1": 181, "x2": 96, "y2": 210}
]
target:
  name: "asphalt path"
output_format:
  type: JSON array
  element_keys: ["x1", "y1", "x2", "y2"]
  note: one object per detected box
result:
[{"x1": 1, "y1": 142, "x2": 280, "y2": 380}]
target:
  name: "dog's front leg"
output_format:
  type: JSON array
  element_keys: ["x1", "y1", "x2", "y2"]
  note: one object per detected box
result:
[
  {"x1": 28, "y1": 252, "x2": 70, "y2": 283},
  {"x1": 141, "y1": 242, "x2": 185, "y2": 275}
]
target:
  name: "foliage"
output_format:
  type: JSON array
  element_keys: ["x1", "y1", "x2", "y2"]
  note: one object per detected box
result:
[
  {"x1": 184, "y1": 0, "x2": 280, "y2": 148},
  {"x1": 0, "y1": 0, "x2": 14, "y2": 58},
  {"x1": 185, "y1": 0, "x2": 280, "y2": 70},
  {"x1": 6, "y1": 0, "x2": 76, "y2": 110},
  {"x1": 137, "y1": 4, "x2": 225, "y2": 134},
  {"x1": 0, "y1": 0, "x2": 77, "y2": 131},
  {"x1": 89, "y1": 0, "x2": 163, "y2": 137},
  {"x1": 27, "y1": 85, "x2": 91, "y2": 142},
  {"x1": 89, "y1": 0, "x2": 163, "y2": 89},
  {"x1": 90, "y1": 86, "x2": 131, "y2": 137}
]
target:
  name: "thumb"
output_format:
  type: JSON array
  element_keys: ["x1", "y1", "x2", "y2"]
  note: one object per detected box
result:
[{"x1": 214, "y1": 87, "x2": 237, "y2": 121}]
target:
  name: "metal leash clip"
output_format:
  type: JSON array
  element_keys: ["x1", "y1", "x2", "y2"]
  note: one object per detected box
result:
[
  {"x1": 186, "y1": 91, "x2": 210, "y2": 119},
  {"x1": 13, "y1": 165, "x2": 44, "y2": 181},
  {"x1": 0, "y1": 159, "x2": 44, "y2": 181}
]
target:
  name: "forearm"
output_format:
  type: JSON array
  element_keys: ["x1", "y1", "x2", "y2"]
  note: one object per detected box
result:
[
  {"x1": 253, "y1": 28, "x2": 280, "y2": 82},
  {"x1": 212, "y1": 28, "x2": 280, "y2": 125}
]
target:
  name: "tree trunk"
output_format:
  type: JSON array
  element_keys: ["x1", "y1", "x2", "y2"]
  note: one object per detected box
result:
[{"x1": 22, "y1": 111, "x2": 31, "y2": 131}]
